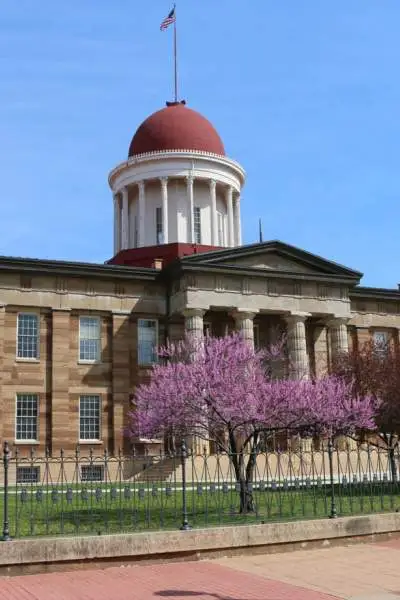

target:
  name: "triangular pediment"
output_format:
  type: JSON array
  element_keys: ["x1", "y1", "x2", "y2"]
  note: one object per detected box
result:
[{"x1": 181, "y1": 240, "x2": 362, "y2": 279}]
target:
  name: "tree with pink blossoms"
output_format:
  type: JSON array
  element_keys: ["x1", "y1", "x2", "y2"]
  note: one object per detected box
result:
[{"x1": 128, "y1": 333, "x2": 377, "y2": 513}]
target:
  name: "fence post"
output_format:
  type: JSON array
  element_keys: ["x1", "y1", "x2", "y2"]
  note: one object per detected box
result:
[
  {"x1": 328, "y1": 438, "x2": 337, "y2": 519},
  {"x1": 1, "y1": 442, "x2": 11, "y2": 541},
  {"x1": 180, "y1": 439, "x2": 192, "y2": 531}
]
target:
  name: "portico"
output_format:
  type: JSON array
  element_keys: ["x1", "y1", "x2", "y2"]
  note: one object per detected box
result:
[
  {"x1": 179, "y1": 307, "x2": 349, "y2": 379},
  {"x1": 165, "y1": 240, "x2": 360, "y2": 380}
]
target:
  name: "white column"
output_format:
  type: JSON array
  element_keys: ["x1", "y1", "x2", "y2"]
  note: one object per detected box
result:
[
  {"x1": 186, "y1": 176, "x2": 195, "y2": 243},
  {"x1": 182, "y1": 308, "x2": 205, "y2": 339},
  {"x1": 113, "y1": 193, "x2": 119, "y2": 254},
  {"x1": 313, "y1": 325, "x2": 329, "y2": 377},
  {"x1": 226, "y1": 186, "x2": 234, "y2": 247},
  {"x1": 160, "y1": 177, "x2": 168, "y2": 245},
  {"x1": 209, "y1": 180, "x2": 218, "y2": 246},
  {"x1": 232, "y1": 310, "x2": 256, "y2": 348},
  {"x1": 121, "y1": 187, "x2": 129, "y2": 250},
  {"x1": 329, "y1": 317, "x2": 349, "y2": 360},
  {"x1": 138, "y1": 180, "x2": 145, "y2": 248},
  {"x1": 182, "y1": 307, "x2": 208, "y2": 454},
  {"x1": 234, "y1": 193, "x2": 242, "y2": 246},
  {"x1": 285, "y1": 313, "x2": 310, "y2": 379}
]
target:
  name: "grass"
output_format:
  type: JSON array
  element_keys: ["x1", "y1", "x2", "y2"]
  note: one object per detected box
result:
[{"x1": 0, "y1": 481, "x2": 399, "y2": 538}]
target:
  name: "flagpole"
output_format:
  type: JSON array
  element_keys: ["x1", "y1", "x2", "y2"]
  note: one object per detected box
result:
[{"x1": 173, "y1": 4, "x2": 178, "y2": 102}]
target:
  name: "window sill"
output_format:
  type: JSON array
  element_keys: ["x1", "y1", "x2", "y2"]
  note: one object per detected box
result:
[
  {"x1": 78, "y1": 360, "x2": 101, "y2": 366},
  {"x1": 78, "y1": 440, "x2": 103, "y2": 445},
  {"x1": 14, "y1": 440, "x2": 40, "y2": 445},
  {"x1": 15, "y1": 358, "x2": 40, "y2": 363}
]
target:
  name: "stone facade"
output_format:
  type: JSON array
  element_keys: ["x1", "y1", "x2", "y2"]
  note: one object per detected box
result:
[{"x1": 0, "y1": 241, "x2": 399, "y2": 457}]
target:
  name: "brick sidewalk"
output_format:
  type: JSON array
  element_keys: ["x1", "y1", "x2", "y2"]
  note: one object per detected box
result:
[
  {"x1": 1, "y1": 540, "x2": 400, "y2": 599},
  {"x1": 0, "y1": 561, "x2": 337, "y2": 600},
  {"x1": 217, "y1": 541, "x2": 400, "y2": 599}
]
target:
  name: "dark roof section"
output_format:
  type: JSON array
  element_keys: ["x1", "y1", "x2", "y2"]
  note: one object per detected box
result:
[
  {"x1": 181, "y1": 240, "x2": 363, "y2": 280},
  {"x1": 0, "y1": 256, "x2": 158, "y2": 281},
  {"x1": 129, "y1": 102, "x2": 225, "y2": 157}
]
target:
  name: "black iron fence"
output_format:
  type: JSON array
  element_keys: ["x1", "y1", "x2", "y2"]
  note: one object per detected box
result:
[{"x1": 1, "y1": 439, "x2": 399, "y2": 540}]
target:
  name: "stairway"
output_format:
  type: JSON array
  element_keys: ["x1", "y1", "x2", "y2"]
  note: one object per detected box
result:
[{"x1": 134, "y1": 456, "x2": 182, "y2": 483}]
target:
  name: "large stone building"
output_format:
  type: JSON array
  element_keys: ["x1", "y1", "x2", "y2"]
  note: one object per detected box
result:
[{"x1": 1, "y1": 99, "x2": 399, "y2": 458}]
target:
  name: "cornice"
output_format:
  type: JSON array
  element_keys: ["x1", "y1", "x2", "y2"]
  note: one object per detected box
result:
[
  {"x1": 350, "y1": 286, "x2": 400, "y2": 301},
  {"x1": 0, "y1": 256, "x2": 158, "y2": 282},
  {"x1": 108, "y1": 150, "x2": 246, "y2": 188},
  {"x1": 164, "y1": 261, "x2": 360, "y2": 286}
]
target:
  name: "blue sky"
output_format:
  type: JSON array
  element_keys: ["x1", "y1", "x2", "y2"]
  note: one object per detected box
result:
[{"x1": 0, "y1": 1, "x2": 399, "y2": 288}]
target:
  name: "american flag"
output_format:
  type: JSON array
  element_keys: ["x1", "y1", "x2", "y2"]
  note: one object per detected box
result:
[{"x1": 160, "y1": 7, "x2": 176, "y2": 31}]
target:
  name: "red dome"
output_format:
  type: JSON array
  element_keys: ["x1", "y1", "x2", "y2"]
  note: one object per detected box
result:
[{"x1": 128, "y1": 101, "x2": 225, "y2": 157}]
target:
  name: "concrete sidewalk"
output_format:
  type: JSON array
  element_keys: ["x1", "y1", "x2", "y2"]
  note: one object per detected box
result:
[{"x1": 0, "y1": 539, "x2": 399, "y2": 599}]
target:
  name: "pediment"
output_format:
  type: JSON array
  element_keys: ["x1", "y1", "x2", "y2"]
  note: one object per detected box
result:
[
  {"x1": 215, "y1": 251, "x2": 318, "y2": 273},
  {"x1": 181, "y1": 240, "x2": 362, "y2": 280}
]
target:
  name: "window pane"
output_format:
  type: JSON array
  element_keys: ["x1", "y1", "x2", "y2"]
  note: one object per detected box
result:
[
  {"x1": 79, "y1": 395, "x2": 101, "y2": 440},
  {"x1": 194, "y1": 207, "x2": 201, "y2": 244},
  {"x1": 17, "y1": 314, "x2": 39, "y2": 359},
  {"x1": 217, "y1": 212, "x2": 225, "y2": 246},
  {"x1": 373, "y1": 331, "x2": 388, "y2": 354},
  {"x1": 16, "y1": 394, "x2": 38, "y2": 441},
  {"x1": 138, "y1": 320, "x2": 158, "y2": 365},
  {"x1": 156, "y1": 207, "x2": 163, "y2": 244},
  {"x1": 79, "y1": 317, "x2": 100, "y2": 361}
]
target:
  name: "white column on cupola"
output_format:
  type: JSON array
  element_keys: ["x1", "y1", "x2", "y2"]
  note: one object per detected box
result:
[
  {"x1": 113, "y1": 192, "x2": 120, "y2": 254},
  {"x1": 226, "y1": 185, "x2": 234, "y2": 247},
  {"x1": 210, "y1": 179, "x2": 218, "y2": 246},
  {"x1": 160, "y1": 177, "x2": 169, "y2": 244},
  {"x1": 138, "y1": 180, "x2": 145, "y2": 247},
  {"x1": 121, "y1": 187, "x2": 129, "y2": 250},
  {"x1": 186, "y1": 175, "x2": 195, "y2": 243},
  {"x1": 234, "y1": 193, "x2": 242, "y2": 246}
]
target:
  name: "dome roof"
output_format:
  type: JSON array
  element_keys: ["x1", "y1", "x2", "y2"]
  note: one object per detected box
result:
[{"x1": 128, "y1": 101, "x2": 225, "y2": 157}]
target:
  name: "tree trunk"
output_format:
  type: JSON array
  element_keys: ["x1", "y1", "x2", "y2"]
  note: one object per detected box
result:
[
  {"x1": 239, "y1": 477, "x2": 255, "y2": 513},
  {"x1": 229, "y1": 430, "x2": 257, "y2": 514}
]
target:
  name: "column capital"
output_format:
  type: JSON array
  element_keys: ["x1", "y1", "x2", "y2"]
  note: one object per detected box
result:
[
  {"x1": 209, "y1": 179, "x2": 217, "y2": 190},
  {"x1": 231, "y1": 309, "x2": 257, "y2": 322},
  {"x1": 225, "y1": 184, "x2": 233, "y2": 196},
  {"x1": 327, "y1": 316, "x2": 350, "y2": 327},
  {"x1": 181, "y1": 307, "x2": 207, "y2": 319},
  {"x1": 160, "y1": 176, "x2": 168, "y2": 188},
  {"x1": 186, "y1": 175, "x2": 194, "y2": 185},
  {"x1": 284, "y1": 312, "x2": 311, "y2": 325},
  {"x1": 121, "y1": 186, "x2": 129, "y2": 198},
  {"x1": 138, "y1": 180, "x2": 145, "y2": 192}
]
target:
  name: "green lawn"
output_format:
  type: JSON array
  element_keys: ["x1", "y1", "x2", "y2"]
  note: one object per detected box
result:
[{"x1": 1, "y1": 481, "x2": 399, "y2": 538}]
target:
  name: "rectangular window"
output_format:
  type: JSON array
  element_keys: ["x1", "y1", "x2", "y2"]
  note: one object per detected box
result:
[
  {"x1": 194, "y1": 206, "x2": 201, "y2": 244},
  {"x1": 217, "y1": 212, "x2": 225, "y2": 246},
  {"x1": 138, "y1": 319, "x2": 158, "y2": 365},
  {"x1": 16, "y1": 466, "x2": 40, "y2": 484},
  {"x1": 373, "y1": 331, "x2": 389, "y2": 353},
  {"x1": 17, "y1": 313, "x2": 39, "y2": 359},
  {"x1": 79, "y1": 395, "x2": 101, "y2": 441},
  {"x1": 79, "y1": 316, "x2": 101, "y2": 362},
  {"x1": 81, "y1": 465, "x2": 104, "y2": 482},
  {"x1": 156, "y1": 207, "x2": 163, "y2": 244},
  {"x1": 16, "y1": 394, "x2": 39, "y2": 441},
  {"x1": 134, "y1": 215, "x2": 138, "y2": 248}
]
